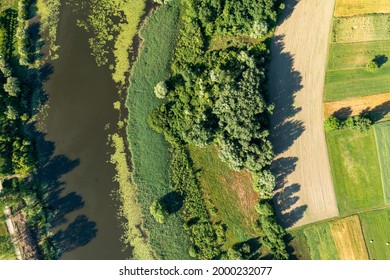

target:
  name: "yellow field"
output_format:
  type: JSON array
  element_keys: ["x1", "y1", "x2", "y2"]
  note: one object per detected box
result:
[
  {"x1": 335, "y1": 0, "x2": 390, "y2": 17},
  {"x1": 330, "y1": 215, "x2": 369, "y2": 260},
  {"x1": 324, "y1": 92, "x2": 390, "y2": 119}
]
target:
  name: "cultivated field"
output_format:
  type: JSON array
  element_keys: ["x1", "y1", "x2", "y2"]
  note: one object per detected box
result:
[
  {"x1": 190, "y1": 145, "x2": 258, "y2": 249},
  {"x1": 323, "y1": 92, "x2": 390, "y2": 118},
  {"x1": 326, "y1": 128, "x2": 384, "y2": 214},
  {"x1": 332, "y1": 14, "x2": 390, "y2": 43},
  {"x1": 269, "y1": 0, "x2": 338, "y2": 228},
  {"x1": 126, "y1": 0, "x2": 192, "y2": 259},
  {"x1": 360, "y1": 209, "x2": 390, "y2": 259},
  {"x1": 334, "y1": 0, "x2": 390, "y2": 17},
  {"x1": 330, "y1": 215, "x2": 369, "y2": 260},
  {"x1": 374, "y1": 122, "x2": 390, "y2": 203},
  {"x1": 303, "y1": 222, "x2": 339, "y2": 260}
]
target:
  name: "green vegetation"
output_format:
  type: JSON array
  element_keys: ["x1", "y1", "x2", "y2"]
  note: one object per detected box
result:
[
  {"x1": 109, "y1": 134, "x2": 154, "y2": 259},
  {"x1": 189, "y1": 145, "x2": 258, "y2": 249},
  {"x1": 126, "y1": 0, "x2": 192, "y2": 260},
  {"x1": 360, "y1": 209, "x2": 390, "y2": 260},
  {"x1": 326, "y1": 128, "x2": 384, "y2": 214},
  {"x1": 36, "y1": 0, "x2": 60, "y2": 59},
  {"x1": 324, "y1": 115, "x2": 372, "y2": 132},
  {"x1": 0, "y1": 214, "x2": 16, "y2": 260},
  {"x1": 70, "y1": 0, "x2": 146, "y2": 86},
  {"x1": 302, "y1": 222, "x2": 339, "y2": 260},
  {"x1": 374, "y1": 121, "x2": 390, "y2": 203}
]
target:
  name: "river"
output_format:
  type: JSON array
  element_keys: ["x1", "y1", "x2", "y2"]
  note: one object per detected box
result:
[{"x1": 40, "y1": 1, "x2": 128, "y2": 259}]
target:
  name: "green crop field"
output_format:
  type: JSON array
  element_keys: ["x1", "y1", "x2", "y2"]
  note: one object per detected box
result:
[
  {"x1": 189, "y1": 145, "x2": 258, "y2": 249},
  {"x1": 126, "y1": 0, "x2": 192, "y2": 259},
  {"x1": 302, "y1": 222, "x2": 339, "y2": 260},
  {"x1": 374, "y1": 121, "x2": 390, "y2": 203},
  {"x1": 0, "y1": 215, "x2": 16, "y2": 260},
  {"x1": 324, "y1": 65, "x2": 390, "y2": 101},
  {"x1": 326, "y1": 128, "x2": 384, "y2": 214},
  {"x1": 332, "y1": 14, "x2": 390, "y2": 44},
  {"x1": 360, "y1": 209, "x2": 390, "y2": 260}
]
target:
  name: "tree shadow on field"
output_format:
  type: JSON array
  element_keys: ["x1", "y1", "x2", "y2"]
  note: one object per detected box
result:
[
  {"x1": 331, "y1": 106, "x2": 352, "y2": 120},
  {"x1": 361, "y1": 101, "x2": 390, "y2": 122},
  {"x1": 277, "y1": 0, "x2": 300, "y2": 26}
]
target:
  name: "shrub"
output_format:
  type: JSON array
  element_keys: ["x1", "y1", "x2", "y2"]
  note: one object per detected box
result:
[
  {"x1": 154, "y1": 81, "x2": 168, "y2": 99},
  {"x1": 150, "y1": 200, "x2": 169, "y2": 223},
  {"x1": 344, "y1": 116, "x2": 372, "y2": 132},
  {"x1": 365, "y1": 60, "x2": 378, "y2": 72},
  {"x1": 324, "y1": 116, "x2": 341, "y2": 132}
]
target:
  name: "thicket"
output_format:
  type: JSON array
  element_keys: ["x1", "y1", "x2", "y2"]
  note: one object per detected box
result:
[
  {"x1": 324, "y1": 115, "x2": 372, "y2": 132},
  {"x1": 148, "y1": 0, "x2": 288, "y2": 259}
]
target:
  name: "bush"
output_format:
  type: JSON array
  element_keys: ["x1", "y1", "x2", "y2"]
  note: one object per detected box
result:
[
  {"x1": 154, "y1": 81, "x2": 168, "y2": 99},
  {"x1": 150, "y1": 200, "x2": 169, "y2": 223},
  {"x1": 365, "y1": 60, "x2": 378, "y2": 72},
  {"x1": 324, "y1": 116, "x2": 341, "y2": 132},
  {"x1": 344, "y1": 116, "x2": 372, "y2": 132}
]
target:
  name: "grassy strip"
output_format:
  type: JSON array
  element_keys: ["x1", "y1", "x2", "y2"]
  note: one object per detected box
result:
[
  {"x1": 109, "y1": 134, "x2": 154, "y2": 259},
  {"x1": 303, "y1": 222, "x2": 339, "y2": 260},
  {"x1": 359, "y1": 209, "x2": 390, "y2": 260},
  {"x1": 326, "y1": 128, "x2": 384, "y2": 214},
  {"x1": 374, "y1": 121, "x2": 390, "y2": 203},
  {"x1": 126, "y1": 0, "x2": 191, "y2": 259},
  {"x1": 189, "y1": 145, "x2": 258, "y2": 249},
  {"x1": 0, "y1": 213, "x2": 16, "y2": 260}
]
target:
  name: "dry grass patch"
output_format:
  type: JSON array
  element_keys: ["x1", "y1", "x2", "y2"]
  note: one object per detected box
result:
[
  {"x1": 335, "y1": 0, "x2": 390, "y2": 17},
  {"x1": 330, "y1": 215, "x2": 369, "y2": 260},
  {"x1": 332, "y1": 14, "x2": 390, "y2": 43},
  {"x1": 324, "y1": 92, "x2": 390, "y2": 119}
]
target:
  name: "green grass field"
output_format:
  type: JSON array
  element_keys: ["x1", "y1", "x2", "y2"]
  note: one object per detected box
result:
[
  {"x1": 326, "y1": 128, "x2": 384, "y2": 214},
  {"x1": 360, "y1": 209, "x2": 390, "y2": 259},
  {"x1": 332, "y1": 14, "x2": 390, "y2": 44},
  {"x1": 374, "y1": 122, "x2": 390, "y2": 203},
  {"x1": 302, "y1": 222, "x2": 339, "y2": 260},
  {"x1": 189, "y1": 145, "x2": 258, "y2": 249},
  {"x1": 126, "y1": 0, "x2": 192, "y2": 259},
  {"x1": 0, "y1": 215, "x2": 16, "y2": 260}
]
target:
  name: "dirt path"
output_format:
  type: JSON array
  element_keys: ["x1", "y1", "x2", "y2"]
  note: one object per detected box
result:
[{"x1": 269, "y1": 0, "x2": 339, "y2": 228}]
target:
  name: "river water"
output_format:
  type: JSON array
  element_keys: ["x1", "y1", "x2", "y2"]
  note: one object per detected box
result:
[{"x1": 41, "y1": 1, "x2": 127, "y2": 259}]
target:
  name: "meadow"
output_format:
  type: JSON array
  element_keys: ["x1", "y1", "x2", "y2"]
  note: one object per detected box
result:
[
  {"x1": 189, "y1": 145, "x2": 258, "y2": 249},
  {"x1": 326, "y1": 128, "x2": 384, "y2": 214},
  {"x1": 360, "y1": 209, "x2": 390, "y2": 259},
  {"x1": 0, "y1": 215, "x2": 16, "y2": 260},
  {"x1": 302, "y1": 222, "x2": 339, "y2": 260},
  {"x1": 330, "y1": 215, "x2": 369, "y2": 260},
  {"x1": 126, "y1": 0, "x2": 192, "y2": 259},
  {"x1": 374, "y1": 121, "x2": 390, "y2": 203},
  {"x1": 334, "y1": 0, "x2": 390, "y2": 17}
]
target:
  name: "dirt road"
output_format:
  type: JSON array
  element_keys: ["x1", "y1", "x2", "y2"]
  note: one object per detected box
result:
[{"x1": 269, "y1": 0, "x2": 339, "y2": 228}]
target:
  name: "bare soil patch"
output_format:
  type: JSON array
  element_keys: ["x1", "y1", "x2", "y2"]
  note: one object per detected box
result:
[{"x1": 269, "y1": 0, "x2": 339, "y2": 228}]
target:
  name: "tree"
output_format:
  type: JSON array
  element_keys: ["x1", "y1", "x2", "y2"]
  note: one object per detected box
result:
[
  {"x1": 3, "y1": 76, "x2": 21, "y2": 97},
  {"x1": 154, "y1": 81, "x2": 168, "y2": 99},
  {"x1": 154, "y1": 0, "x2": 171, "y2": 4},
  {"x1": 150, "y1": 199, "x2": 169, "y2": 223}
]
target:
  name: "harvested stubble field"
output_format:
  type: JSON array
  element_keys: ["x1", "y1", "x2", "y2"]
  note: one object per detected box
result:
[
  {"x1": 326, "y1": 128, "x2": 384, "y2": 214},
  {"x1": 332, "y1": 14, "x2": 390, "y2": 44},
  {"x1": 374, "y1": 122, "x2": 390, "y2": 203},
  {"x1": 323, "y1": 92, "x2": 390, "y2": 118},
  {"x1": 334, "y1": 0, "x2": 390, "y2": 17},
  {"x1": 360, "y1": 209, "x2": 390, "y2": 260},
  {"x1": 330, "y1": 215, "x2": 369, "y2": 260}
]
